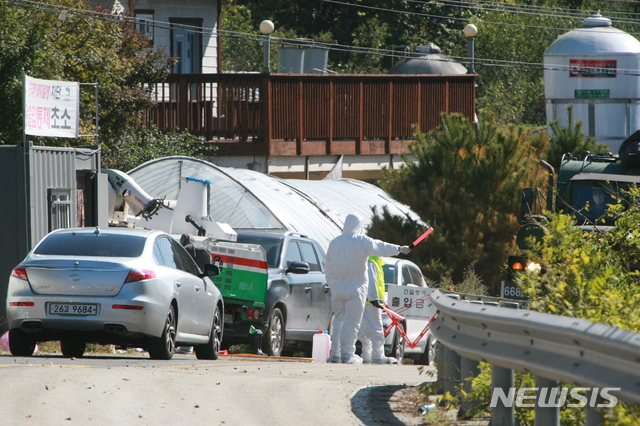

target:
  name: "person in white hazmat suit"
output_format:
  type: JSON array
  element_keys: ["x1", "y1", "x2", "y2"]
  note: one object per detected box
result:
[
  {"x1": 325, "y1": 214, "x2": 410, "y2": 364},
  {"x1": 358, "y1": 256, "x2": 398, "y2": 364}
]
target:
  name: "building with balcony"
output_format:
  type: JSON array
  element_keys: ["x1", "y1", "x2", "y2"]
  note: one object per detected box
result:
[{"x1": 92, "y1": 1, "x2": 476, "y2": 180}]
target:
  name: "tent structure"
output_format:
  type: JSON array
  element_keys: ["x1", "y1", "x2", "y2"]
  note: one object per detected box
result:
[{"x1": 128, "y1": 156, "x2": 425, "y2": 250}]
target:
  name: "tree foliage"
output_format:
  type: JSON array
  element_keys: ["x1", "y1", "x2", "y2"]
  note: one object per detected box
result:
[
  {"x1": 220, "y1": 1, "x2": 262, "y2": 72},
  {"x1": 226, "y1": 0, "x2": 472, "y2": 73},
  {"x1": 545, "y1": 105, "x2": 609, "y2": 169},
  {"x1": 374, "y1": 112, "x2": 549, "y2": 293},
  {"x1": 519, "y1": 192, "x2": 640, "y2": 331},
  {"x1": 480, "y1": 190, "x2": 640, "y2": 424},
  {"x1": 100, "y1": 126, "x2": 205, "y2": 172},
  {"x1": 468, "y1": 10, "x2": 562, "y2": 126},
  {"x1": 0, "y1": 1, "x2": 174, "y2": 146}
]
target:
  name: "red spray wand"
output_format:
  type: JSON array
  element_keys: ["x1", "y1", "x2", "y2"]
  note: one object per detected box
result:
[{"x1": 409, "y1": 227, "x2": 434, "y2": 250}]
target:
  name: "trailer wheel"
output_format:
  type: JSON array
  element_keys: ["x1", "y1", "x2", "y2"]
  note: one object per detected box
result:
[{"x1": 263, "y1": 308, "x2": 285, "y2": 356}]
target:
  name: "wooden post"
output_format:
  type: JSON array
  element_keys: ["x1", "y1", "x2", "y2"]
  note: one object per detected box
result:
[
  {"x1": 297, "y1": 78, "x2": 303, "y2": 155},
  {"x1": 178, "y1": 77, "x2": 188, "y2": 131}
]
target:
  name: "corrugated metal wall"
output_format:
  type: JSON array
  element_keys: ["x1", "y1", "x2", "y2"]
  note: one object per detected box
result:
[{"x1": 29, "y1": 147, "x2": 77, "y2": 246}]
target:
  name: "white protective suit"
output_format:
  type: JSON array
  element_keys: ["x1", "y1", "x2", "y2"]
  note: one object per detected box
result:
[
  {"x1": 325, "y1": 214, "x2": 409, "y2": 364},
  {"x1": 358, "y1": 257, "x2": 397, "y2": 364}
]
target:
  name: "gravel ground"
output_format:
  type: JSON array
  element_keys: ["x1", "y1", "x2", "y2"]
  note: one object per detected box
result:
[{"x1": 384, "y1": 385, "x2": 491, "y2": 426}]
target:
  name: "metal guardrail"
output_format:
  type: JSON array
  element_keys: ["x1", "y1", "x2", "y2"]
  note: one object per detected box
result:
[{"x1": 429, "y1": 289, "x2": 640, "y2": 424}]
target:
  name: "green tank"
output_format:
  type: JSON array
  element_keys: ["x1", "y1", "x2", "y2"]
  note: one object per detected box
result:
[{"x1": 505, "y1": 130, "x2": 640, "y2": 299}]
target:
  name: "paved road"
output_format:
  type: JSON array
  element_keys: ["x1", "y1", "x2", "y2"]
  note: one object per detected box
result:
[{"x1": 0, "y1": 353, "x2": 433, "y2": 426}]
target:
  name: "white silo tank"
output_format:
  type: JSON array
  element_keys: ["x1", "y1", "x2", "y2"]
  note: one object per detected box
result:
[{"x1": 544, "y1": 13, "x2": 640, "y2": 152}]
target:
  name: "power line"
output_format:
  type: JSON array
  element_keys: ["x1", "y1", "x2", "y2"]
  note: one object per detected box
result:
[
  {"x1": 312, "y1": 0, "x2": 640, "y2": 34},
  {"x1": 404, "y1": 0, "x2": 640, "y2": 22},
  {"x1": 4, "y1": 0, "x2": 640, "y2": 75}
]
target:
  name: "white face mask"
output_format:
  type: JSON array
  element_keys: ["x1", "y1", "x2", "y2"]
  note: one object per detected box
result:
[{"x1": 593, "y1": 192, "x2": 605, "y2": 205}]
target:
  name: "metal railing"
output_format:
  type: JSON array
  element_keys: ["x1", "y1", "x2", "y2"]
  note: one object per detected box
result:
[{"x1": 429, "y1": 289, "x2": 640, "y2": 425}]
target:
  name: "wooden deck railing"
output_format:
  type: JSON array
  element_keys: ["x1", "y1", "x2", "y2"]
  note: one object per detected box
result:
[{"x1": 145, "y1": 73, "x2": 476, "y2": 156}]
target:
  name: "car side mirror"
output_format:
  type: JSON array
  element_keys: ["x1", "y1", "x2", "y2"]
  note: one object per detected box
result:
[
  {"x1": 202, "y1": 263, "x2": 220, "y2": 277},
  {"x1": 286, "y1": 261, "x2": 309, "y2": 274}
]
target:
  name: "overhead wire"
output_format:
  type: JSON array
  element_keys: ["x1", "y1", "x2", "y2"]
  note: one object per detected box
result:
[
  {"x1": 402, "y1": 0, "x2": 640, "y2": 21},
  {"x1": 3, "y1": 0, "x2": 640, "y2": 75},
  {"x1": 312, "y1": 0, "x2": 640, "y2": 34}
]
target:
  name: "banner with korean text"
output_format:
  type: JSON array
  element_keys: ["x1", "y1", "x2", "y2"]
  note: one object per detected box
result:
[{"x1": 24, "y1": 75, "x2": 79, "y2": 138}]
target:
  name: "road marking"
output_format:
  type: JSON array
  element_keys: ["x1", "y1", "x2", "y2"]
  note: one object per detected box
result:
[
  {"x1": 160, "y1": 361, "x2": 265, "y2": 369},
  {"x1": 0, "y1": 363, "x2": 90, "y2": 368}
]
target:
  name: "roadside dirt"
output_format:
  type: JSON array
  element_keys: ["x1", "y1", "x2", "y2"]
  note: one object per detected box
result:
[{"x1": 388, "y1": 385, "x2": 490, "y2": 426}]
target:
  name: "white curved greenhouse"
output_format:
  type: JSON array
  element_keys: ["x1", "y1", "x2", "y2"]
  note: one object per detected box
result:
[{"x1": 128, "y1": 156, "x2": 425, "y2": 250}]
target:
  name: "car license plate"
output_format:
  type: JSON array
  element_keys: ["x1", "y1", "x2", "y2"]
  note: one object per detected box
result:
[{"x1": 48, "y1": 303, "x2": 98, "y2": 316}]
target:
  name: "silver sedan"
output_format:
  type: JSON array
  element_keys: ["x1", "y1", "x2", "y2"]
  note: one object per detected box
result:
[{"x1": 6, "y1": 227, "x2": 223, "y2": 360}]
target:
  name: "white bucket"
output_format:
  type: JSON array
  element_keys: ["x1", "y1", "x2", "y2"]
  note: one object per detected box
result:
[{"x1": 311, "y1": 331, "x2": 331, "y2": 362}]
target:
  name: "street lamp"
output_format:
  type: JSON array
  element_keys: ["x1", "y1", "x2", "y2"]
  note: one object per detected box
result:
[
  {"x1": 463, "y1": 24, "x2": 478, "y2": 74},
  {"x1": 260, "y1": 20, "x2": 275, "y2": 74}
]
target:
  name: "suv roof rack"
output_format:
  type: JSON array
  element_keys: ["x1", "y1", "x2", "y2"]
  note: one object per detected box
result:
[{"x1": 284, "y1": 231, "x2": 309, "y2": 238}]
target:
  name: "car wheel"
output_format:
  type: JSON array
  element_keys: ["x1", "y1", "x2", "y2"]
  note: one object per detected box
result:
[
  {"x1": 195, "y1": 304, "x2": 222, "y2": 360},
  {"x1": 8, "y1": 329, "x2": 36, "y2": 357},
  {"x1": 262, "y1": 307, "x2": 285, "y2": 357},
  {"x1": 60, "y1": 340, "x2": 86, "y2": 358},
  {"x1": 390, "y1": 325, "x2": 405, "y2": 364},
  {"x1": 417, "y1": 335, "x2": 437, "y2": 367},
  {"x1": 148, "y1": 304, "x2": 176, "y2": 360}
]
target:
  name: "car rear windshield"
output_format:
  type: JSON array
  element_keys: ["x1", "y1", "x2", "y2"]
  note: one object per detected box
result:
[
  {"x1": 235, "y1": 235, "x2": 283, "y2": 268},
  {"x1": 34, "y1": 233, "x2": 146, "y2": 257}
]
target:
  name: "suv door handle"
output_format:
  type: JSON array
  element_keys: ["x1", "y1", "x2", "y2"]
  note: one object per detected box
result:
[
  {"x1": 304, "y1": 286, "x2": 312, "y2": 293},
  {"x1": 176, "y1": 282, "x2": 182, "y2": 288},
  {"x1": 323, "y1": 284, "x2": 330, "y2": 293}
]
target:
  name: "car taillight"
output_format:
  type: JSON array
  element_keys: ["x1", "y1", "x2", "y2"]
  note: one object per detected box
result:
[
  {"x1": 245, "y1": 308, "x2": 261, "y2": 320},
  {"x1": 112, "y1": 304, "x2": 144, "y2": 310},
  {"x1": 9, "y1": 302, "x2": 34, "y2": 306},
  {"x1": 124, "y1": 269, "x2": 156, "y2": 283},
  {"x1": 11, "y1": 267, "x2": 28, "y2": 281}
]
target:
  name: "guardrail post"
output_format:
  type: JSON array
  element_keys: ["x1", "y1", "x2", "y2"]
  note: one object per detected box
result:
[
  {"x1": 443, "y1": 346, "x2": 461, "y2": 397},
  {"x1": 459, "y1": 356, "x2": 481, "y2": 419},
  {"x1": 534, "y1": 376, "x2": 560, "y2": 426},
  {"x1": 490, "y1": 366, "x2": 515, "y2": 426},
  {"x1": 436, "y1": 340, "x2": 446, "y2": 393},
  {"x1": 585, "y1": 390, "x2": 606, "y2": 426}
]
